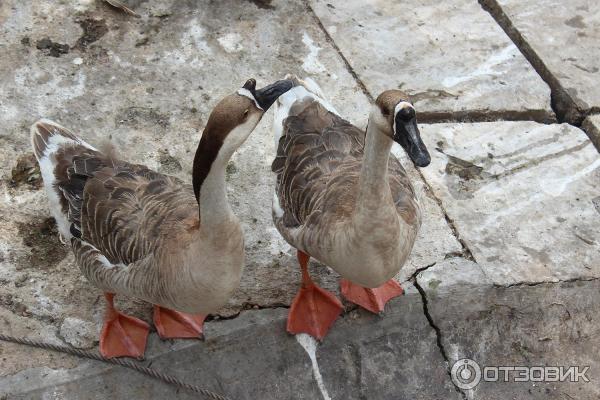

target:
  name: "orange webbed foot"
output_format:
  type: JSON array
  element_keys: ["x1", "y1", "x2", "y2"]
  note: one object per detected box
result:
[
  {"x1": 287, "y1": 250, "x2": 343, "y2": 340},
  {"x1": 99, "y1": 293, "x2": 150, "y2": 359},
  {"x1": 340, "y1": 278, "x2": 404, "y2": 314},
  {"x1": 287, "y1": 283, "x2": 343, "y2": 341},
  {"x1": 153, "y1": 306, "x2": 205, "y2": 340}
]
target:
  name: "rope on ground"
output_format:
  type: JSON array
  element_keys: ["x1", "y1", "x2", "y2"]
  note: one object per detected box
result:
[{"x1": 0, "y1": 333, "x2": 232, "y2": 400}]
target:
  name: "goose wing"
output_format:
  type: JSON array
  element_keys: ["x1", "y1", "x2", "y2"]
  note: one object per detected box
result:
[
  {"x1": 272, "y1": 98, "x2": 365, "y2": 228},
  {"x1": 273, "y1": 97, "x2": 420, "y2": 231},
  {"x1": 62, "y1": 156, "x2": 198, "y2": 265}
]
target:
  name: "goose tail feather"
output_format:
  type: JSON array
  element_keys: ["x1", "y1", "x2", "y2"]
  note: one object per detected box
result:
[{"x1": 30, "y1": 119, "x2": 98, "y2": 240}]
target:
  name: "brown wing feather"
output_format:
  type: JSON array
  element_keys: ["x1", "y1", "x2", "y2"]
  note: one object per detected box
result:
[
  {"x1": 77, "y1": 161, "x2": 197, "y2": 265},
  {"x1": 273, "y1": 98, "x2": 419, "y2": 229}
]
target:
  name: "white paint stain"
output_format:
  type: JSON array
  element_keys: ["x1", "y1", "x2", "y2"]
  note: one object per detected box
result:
[
  {"x1": 187, "y1": 21, "x2": 212, "y2": 54},
  {"x1": 218, "y1": 33, "x2": 244, "y2": 53},
  {"x1": 162, "y1": 19, "x2": 212, "y2": 68},
  {"x1": 543, "y1": 155, "x2": 600, "y2": 197},
  {"x1": 442, "y1": 45, "x2": 517, "y2": 88},
  {"x1": 13, "y1": 66, "x2": 87, "y2": 114},
  {"x1": 296, "y1": 333, "x2": 332, "y2": 400},
  {"x1": 301, "y1": 32, "x2": 327, "y2": 74}
]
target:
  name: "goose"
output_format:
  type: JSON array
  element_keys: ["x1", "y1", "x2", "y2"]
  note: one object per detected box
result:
[
  {"x1": 31, "y1": 78, "x2": 292, "y2": 358},
  {"x1": 271, "y1": 77, "x2": 430, "y2": 340}
]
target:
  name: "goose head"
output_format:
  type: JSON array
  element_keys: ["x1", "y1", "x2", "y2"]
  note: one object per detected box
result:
[
  {"x1": 374, "y1": 90, "x2": 431, "y2": 167},
  {"x1": 202, "y1": 78, "x2": 293, "y2": 151},
  {"x1": 192, "y1": 78, "x2": 293, "y2": 201}
]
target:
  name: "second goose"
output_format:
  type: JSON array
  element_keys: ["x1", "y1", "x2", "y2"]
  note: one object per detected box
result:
[{"x1": 271, "y1": 77, "x2": 430, "y2": 340}]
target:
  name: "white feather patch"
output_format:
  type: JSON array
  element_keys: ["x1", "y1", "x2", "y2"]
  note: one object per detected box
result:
[
  {"x1": 237, "y1": 88, "x2": 263, "y2": 110},
  {"x1": 33, "y1": 120, "x2": 97, "y2": 239},
  {"x1": 272, "y1": 193, "x2": 284, "y2": 218},
  {"x1": 273, "y1": 83, "x2": 340, "y2": 147},
  {"x1": 393, "y1": 101, "x2": 414, "y2": 134}
]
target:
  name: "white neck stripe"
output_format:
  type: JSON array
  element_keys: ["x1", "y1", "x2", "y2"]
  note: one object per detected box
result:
[{"x1": 237, "y1": 88, "x2": 263, "y2": 110}]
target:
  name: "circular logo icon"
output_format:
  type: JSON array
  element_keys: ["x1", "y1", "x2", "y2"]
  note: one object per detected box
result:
[{"x1": 451, "y1": 358, "x2": 482, "y2": 390}]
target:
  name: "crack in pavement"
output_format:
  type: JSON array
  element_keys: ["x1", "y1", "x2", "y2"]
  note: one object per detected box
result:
[
  {"x1": 412, "y1": 276, "x2": 467, "y2": 399},
  {"x1": 418, "y1": 108, "x2": 556, "y2": 124},
  {"x1": 495, "y1": 275, "x2": 600, "y2": 289}
]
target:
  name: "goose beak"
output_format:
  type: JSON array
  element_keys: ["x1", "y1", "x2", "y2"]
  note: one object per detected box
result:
[
  {"x1": 254, "y1": 79, "x2": 294, "y2": 111},
  {"x1": 394, "y1": 115, "x2": 431, "y2": 168}
]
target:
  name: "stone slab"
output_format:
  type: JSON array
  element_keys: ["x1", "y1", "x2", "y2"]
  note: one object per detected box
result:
[
  {"x1": 310, "y1": 0, "x2": 553, "y2": 120},
  {"x1": 418, "y1": 122, "x2": 600, "y2": 285},
  {"x1": 491, "y1": 0, "x2": 600, "y2": 115},
  {"x1": 419, "y1": 258, "x2": 600, "y2": 399},
  {"x1": 0, "y1": 0, "x2": 459, "y2": 376},
  {"x1": 1, "y1": 287, "x2": 461, "y2": 400}
]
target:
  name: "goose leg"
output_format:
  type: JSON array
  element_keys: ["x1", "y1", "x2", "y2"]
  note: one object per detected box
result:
[
  {"x1": 340, "y1": 278, "x2": 404, "y2": 314},
  {"x1": 99, "y1": 293, "x2": 150, "y2": 359},
  {"x1": 287, "y1": 250, "x2": 343, "y2": 340},
  {"x1": 153, "y1": 306, "x2": 205, "y2": 340}
]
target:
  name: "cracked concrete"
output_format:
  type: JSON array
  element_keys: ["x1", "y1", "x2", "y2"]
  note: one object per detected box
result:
[
  {"x1": 480, "y1": 0, "x2": 600, "y2": 126},
  {"x1": 1, "y1": 0, "x2": 599, "y2": 399},
  {"x1": 418, "y1": 121, "x2": 600, "y2": 286},
  {"x1": 419, "y1": 259, "x2": 600, "y2": 399},
  {"x1": 309, "y1": 0, "x2": 554, "y2": 122}
]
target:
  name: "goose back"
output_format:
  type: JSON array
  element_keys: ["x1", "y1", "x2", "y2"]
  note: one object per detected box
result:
[{"x1": 272, "y1": 97, "x2": 420, "y2": 237}]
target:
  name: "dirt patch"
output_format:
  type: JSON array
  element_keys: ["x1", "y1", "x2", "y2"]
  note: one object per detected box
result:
[
  {"x1": 10, "y1": 154, "x2": 42, "y2": 189},
  {"x1": 158, "y1": 149, "x2": 182, "y2": 173},
  {"x1": 115, "y1": 106, "x2": 170, "y2": 128},
  {"x1": 75, "y1": 17, "x2": 108, "y2": 50},
  {"x1": 17, "y1": 217, "x2": 68, "y2": 270},
  {"x1": 35, "y1": 37, "x2": 70, "y2": 57},
  {"x1": 225, "y1": 161, "x2": 238, "y2": 181},
  {"x1": 444, "y1": 154, "x2": 486, "y2": 181}
]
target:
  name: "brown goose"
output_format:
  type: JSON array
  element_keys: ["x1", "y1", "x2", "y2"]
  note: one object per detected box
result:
[
  {"x1": 31, "y1": 79, "x2": 292, "y2": 358},
  {"x1": 271, "y1": 77, "x2": 430, "y2": 340}
]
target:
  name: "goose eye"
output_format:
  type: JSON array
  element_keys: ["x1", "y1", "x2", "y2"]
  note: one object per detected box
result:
[{"x1": 243, "y1": 109, "x2": 249, "y2": 117}]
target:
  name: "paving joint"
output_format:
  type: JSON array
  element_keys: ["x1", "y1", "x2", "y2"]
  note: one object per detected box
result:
[
  {"x1": 478, "y1": 0, "x2": 597, "y2": 129},
  {"x1": 210, "y1": 303, "x2": 289, "y2": 321},
  {"x1": 304, "y1": 0, "x2": 374, "y2": 103},
  {"x1": 496, "y1": 276, "x2": 600, "y2": 289},
  {"x1": 581, "y1": 114, "x2": 600, "y2": 152},
  {"x1": 418, "y1": 108, "x2": 556, "y2": 124}
]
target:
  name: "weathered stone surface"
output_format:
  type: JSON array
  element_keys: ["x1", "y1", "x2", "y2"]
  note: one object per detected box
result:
[
  {"x1": 1, "y1": 287, "x2": 461, "y2": 400},
  {"x1": 486, "y1": 0, "x2": 600, "y2": 117},
  {"x1": 309, "y1": 0, "x2": 553, "y2": 120},
  {"x1": 419, "y1": 259, "x2": 600, "y2": 399},
  {"x1": 392, "y1": 144, "x2": 463, "y2": 282},
  {"x1": 582, "y1": 114, "x2": 600, "y2": 151},
  {"x1": 418, "y1": 122, "x2": 600, "y2": 285},
  {"x1": 0, "y1": 0, "x2": 459, "y2": 376},
  {"x1": 58, "y1": 317, "x2": 98, "y2": 349}
]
